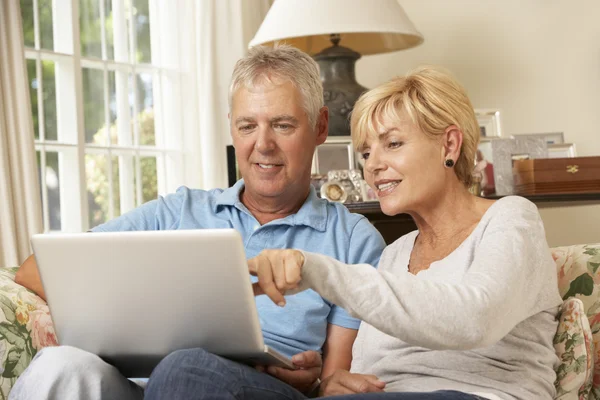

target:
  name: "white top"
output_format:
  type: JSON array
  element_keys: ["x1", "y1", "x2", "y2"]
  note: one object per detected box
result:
[{"x1": 298, "y1": 196, "x2": 562, "y2": 400}]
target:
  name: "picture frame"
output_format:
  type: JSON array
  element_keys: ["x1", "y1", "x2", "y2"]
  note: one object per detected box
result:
[
  {"x1": 312, "y1": 136, "x2": 358, "y2": 176},
  {"x1": 511, "y1": 132, "x2": 564, "y2": 145},
  {"x1": 474, "y1": 138, "x2": 499, "y2": 196},
  {"x1": 226, "y1": 145, "x2": 240, "y2": 187},
  {"x1": 475, "y1": 109, "x2": 502, "y2": 138},
  {"x1": 491, "y1": 138, "x2": 548, "y2": 195},
  {"x1": 548, "y1": 143, "x2": 577, "y2": 158}
]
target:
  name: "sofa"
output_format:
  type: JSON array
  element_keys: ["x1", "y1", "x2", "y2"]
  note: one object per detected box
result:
[{"x1": 0, "y1": 243, "x2": 598, "y2": 399}]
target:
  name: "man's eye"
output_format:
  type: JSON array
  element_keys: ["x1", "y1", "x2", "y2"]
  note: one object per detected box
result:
[
  {"x1": 274, "y1": 124, "x2": 292, "y2": 130},
  {"x1": 361, "y1": 152, "x2": 370, "y2": 160},
  {"x1": 239, "y1": 125, "x2": 254, "y2": 132}
]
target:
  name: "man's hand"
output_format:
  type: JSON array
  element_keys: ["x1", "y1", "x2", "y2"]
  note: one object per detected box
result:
[
  {"x1": 319, "y1": 370, "x2": 385, "y2": 396},
  {"x1": 257, "y1": 350, "x2": 322, "y2": 394},
  {"x1": 15, "y1": 255, "x2": 46, "y2": 301},
  {"x1": 248, "y1": 249, "x2": 304, "y2": 306}
]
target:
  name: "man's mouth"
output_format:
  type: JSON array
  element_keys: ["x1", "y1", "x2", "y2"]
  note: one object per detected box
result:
[{"x1": 254, "y1": 163, "x2": 283, "y2": 170}]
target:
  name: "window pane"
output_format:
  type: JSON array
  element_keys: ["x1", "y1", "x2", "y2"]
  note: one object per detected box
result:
[
  {"x1": 82, "y1": 68, "x2": 106, "y2": 144},
  {"x1": 104, "y1": 0, "x2": 114, "y2": 60},
  {"x1": 20, "y1": 0, "x2": 35, "y2": 48},
  {"x1": 80, "y1": 0, "x2": 102, "y2": 58},
  {"x1": 133, "y1": 0, "x2": 151, "y2": 63},
  {"x1": 112, "y1": 155, "x2": 121, "y2": 216},
  {"x1": 46, "y1": 151, "x2": 61, "y2": 230},
  {"x1": 136, "y1": 73, "x2": 154, "y2": 145},
  {"x1": 86, "y1": 153, "x2": 109, "y2": 228},
  {"x1": 27, "y1": 59, "x2": 39, "y2": 140},
  {"x1": 38, "y1": 0, "x2": 54, "y2": 51},
  {"x1": 140, "y1": 156, "x2": 157, "y2": 203},
  {"x1": 42, "y1": 60, "x2": 57, "y2": 141}
]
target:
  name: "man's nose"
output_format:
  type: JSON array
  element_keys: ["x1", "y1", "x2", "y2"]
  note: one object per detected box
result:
[{"x1": 254, "y1": 127, "x2": 276, "y2": 153}]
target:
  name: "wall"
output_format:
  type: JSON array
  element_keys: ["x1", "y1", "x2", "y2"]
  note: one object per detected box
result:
[{"x1": 356, "y1": 0, "x2": 600, "y2": 246}]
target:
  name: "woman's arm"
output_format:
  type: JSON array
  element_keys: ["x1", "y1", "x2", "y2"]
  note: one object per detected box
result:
[{"x1": 252, "y1": 202, "x2": 560, "y2": 351}]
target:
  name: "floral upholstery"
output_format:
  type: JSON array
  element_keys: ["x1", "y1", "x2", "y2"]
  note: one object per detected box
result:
[
  {"x1": 0, "y1": 267, "x2": 57, "y2": 398},
  {"x1": 554, "y1": 243, "x2": 600, "y2": 400},
  {"x1": 554, "y1": 297, "x2": 594, "y2": 399},
  {"x1": 0, "y1": 243, "x2": 596, "y2": 397}
]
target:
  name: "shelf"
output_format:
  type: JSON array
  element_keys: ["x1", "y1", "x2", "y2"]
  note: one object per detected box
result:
[{"x1": 345, "y1": 192, "x2": 600, "y2": 215}]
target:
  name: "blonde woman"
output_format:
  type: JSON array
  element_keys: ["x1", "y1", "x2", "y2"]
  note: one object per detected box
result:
[{"x1": 250, "y1": 67, "x2": 562, "y2": 400}]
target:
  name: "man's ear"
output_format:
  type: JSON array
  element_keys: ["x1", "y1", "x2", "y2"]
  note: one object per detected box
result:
[
  {"x1": 315, "y1": 106, "x2": 329, "y2": 145},
  {"x1": 442, "y1": 125, "x2": 463, "y2": 162}
]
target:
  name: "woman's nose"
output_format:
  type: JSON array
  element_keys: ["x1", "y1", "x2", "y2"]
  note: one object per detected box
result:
[{"x1": 365, "y1": 149, "x2": 386, "y2": 175}]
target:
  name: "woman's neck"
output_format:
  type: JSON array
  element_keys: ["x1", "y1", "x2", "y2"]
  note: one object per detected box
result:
[{"x1": 410, "y1": 186, "x2": 487, "y2": 249}]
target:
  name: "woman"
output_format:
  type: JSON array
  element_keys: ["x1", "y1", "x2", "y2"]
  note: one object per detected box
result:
[{"x1": 250, "y1": 67, "x2": 562, "y2": 400}]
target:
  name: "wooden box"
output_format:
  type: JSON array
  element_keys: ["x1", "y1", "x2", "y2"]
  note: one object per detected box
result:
[{"x1": 513, "y1": 156, "x2": 600, "y2": 195}]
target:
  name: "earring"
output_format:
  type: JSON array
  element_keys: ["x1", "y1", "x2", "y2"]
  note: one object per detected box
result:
[{"x1": 445, "y1": 159, "x2": 455, "y2": 168}]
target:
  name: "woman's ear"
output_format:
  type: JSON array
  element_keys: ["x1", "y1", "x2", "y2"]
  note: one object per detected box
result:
[{"x1": 442, "y1": 125, "x2": 463, "y2": 162}]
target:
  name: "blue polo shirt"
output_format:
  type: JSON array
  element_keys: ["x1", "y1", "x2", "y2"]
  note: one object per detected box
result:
[{"x1": 92, "y1": 180, "x2": 385, "y2": 358}]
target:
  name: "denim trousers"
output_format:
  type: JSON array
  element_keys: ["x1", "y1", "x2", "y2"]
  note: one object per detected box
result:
[
  {"x1": 10, "y1": 346, "x2": 486, "y2": 400},
  {"x1": 145, "y1": 348, "x2": 487, "y2": 400}
]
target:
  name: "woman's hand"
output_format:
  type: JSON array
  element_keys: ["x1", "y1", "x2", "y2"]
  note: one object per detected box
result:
[
  {"x1": 248, "y1": 249, "x2": 305, "y2": 306},
  {"x1": 319, "y1": 370, "x2": 386, "y2": 396}
]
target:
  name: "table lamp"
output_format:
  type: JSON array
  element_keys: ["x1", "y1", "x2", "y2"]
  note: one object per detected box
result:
[{"x1": 249, "y1": 0, "x2": 424, "y2": 136}]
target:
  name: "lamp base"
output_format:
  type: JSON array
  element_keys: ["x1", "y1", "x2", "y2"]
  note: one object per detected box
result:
[{"x1": 314, "y1": 44, "x2": 367, "y2": 137}]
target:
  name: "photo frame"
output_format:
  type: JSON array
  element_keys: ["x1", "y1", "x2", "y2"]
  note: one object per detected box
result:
[
  {"x1": 491, "y1": 138, "x2": 548, "y2": 195},
  {"x1": 226, "y1": 145, "x2": 240, "y2": 187},
  {"x1": 511, "y1": 132, "x2": 564, "y2": 145},
  {"x1": 474, "y1": 138, "x2": 498, "y2": 196},
  {"x1": 475, "y1": 109, "x2": 502, "y2": 138},
  {"x1": 312, "y1": 136, "x2": 358, "y2": 176},
  {"x1": 548, "y1": 143, "x2": 577, "y2": 158}
]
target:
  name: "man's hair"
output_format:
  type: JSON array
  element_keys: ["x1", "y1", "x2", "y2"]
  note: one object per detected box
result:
[
  {"x1": 350, "y1": 66, "x2": 479, "y2": 187},
  {"x1": 229, "y1": 44, "x2": 324, "y2": 128}
]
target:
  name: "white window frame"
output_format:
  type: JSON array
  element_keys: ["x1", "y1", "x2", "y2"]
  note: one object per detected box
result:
[{"x1": 25, "y1": 0, "x2": 185, "y2": 233}]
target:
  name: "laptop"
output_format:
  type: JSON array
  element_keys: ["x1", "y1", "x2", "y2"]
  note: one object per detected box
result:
[{"x1": 31, "y1": 229, "x2": 296, "y2": 377}]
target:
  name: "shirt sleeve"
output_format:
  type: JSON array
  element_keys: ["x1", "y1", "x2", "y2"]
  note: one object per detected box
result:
[
  {"x1": 91, "y1": 187, "x2": 187, "y2": 232},
  {"x1": 304, "y1": 200, "x2": 560, "y2": 350},
  {"x1": 327, "y1": 217, "x2": 386, "y2": 329}
]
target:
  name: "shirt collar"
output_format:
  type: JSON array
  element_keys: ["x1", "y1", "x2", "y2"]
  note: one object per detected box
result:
[{"x1": 215, "y1": 180, "x2": 328, "y2": 231}]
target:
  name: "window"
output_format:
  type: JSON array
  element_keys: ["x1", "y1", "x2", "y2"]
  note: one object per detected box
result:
[{"x1": 20, "y1": 0, "x2": 183, "y2": 232}]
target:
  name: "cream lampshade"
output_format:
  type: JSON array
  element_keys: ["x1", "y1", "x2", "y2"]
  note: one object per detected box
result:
[{"x1": 250, "y1": 0, "x2": 424, "y2": 136}]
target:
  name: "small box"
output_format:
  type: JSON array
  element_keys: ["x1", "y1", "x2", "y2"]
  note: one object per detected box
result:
[{"x1": 513, "y1": 156, "x2": 600, "y2": 195}]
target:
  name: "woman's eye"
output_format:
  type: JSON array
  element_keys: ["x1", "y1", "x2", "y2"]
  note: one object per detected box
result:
[
  {"x1": 361, "y1": 152, "x2": 370, "y2": 160},
  {"x1": 388, "y1": 141, "x2": 403, "y2": 149}
]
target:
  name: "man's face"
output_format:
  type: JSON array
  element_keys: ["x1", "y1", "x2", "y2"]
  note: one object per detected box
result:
[{"x1": 230, "y1": 80, "x2": 327, "y2": 201}]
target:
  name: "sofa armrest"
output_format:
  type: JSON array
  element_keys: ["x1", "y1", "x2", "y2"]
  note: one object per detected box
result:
[{"x1": 0, "y1": 267, "x2": 57, "y2": 397}]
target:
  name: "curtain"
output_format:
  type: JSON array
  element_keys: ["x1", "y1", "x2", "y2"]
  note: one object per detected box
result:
[
  {"x1": 179, "y1": 0, "x2": 273, "y2": 190},
  {"x1": 0, "y1": 1, "x2": 43, "y2": 267}
]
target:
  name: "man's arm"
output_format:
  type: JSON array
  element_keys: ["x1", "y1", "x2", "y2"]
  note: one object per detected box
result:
[
  {"x1": 320, "y1": 323, "x2": 357, "y2": 379},
  {"x1": 15, "y1": 254, "x2": 46, "y2": 301}
]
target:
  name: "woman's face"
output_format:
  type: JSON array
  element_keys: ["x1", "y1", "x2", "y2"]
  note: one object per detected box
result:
[{"x1": 360, "y1": 111, "x2": 448, "y2": 216}]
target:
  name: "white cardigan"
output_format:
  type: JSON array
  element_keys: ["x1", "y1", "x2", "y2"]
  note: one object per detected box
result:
[{"x1": 297, "y1": 196, "x2": 562, "y2": 400}]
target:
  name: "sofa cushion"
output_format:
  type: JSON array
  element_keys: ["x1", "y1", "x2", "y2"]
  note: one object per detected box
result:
[
  {"x1": 554, "y1": 297, "x2": 594, "y2": 399},
  {"x1": 554, "y1": 243, "x2": 600, "y2": 400},
  {"x1": 0, "y1": 267, "x2": 57, "y2": 397}
]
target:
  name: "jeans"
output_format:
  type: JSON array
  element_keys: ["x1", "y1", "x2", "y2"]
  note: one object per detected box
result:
[
  {"x1": 146, "y1": 348, "x2": 488, "y2": 400},
  {"x1": 10, "y1": 346, "x2": 487, "y2": 400}
]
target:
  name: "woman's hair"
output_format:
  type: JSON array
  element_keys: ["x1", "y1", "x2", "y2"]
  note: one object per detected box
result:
[
  {"x1": 350, "y1": 66, "x2": 479, "y2": 187},
  {"x1": 229, "y1": 44, "x2": 324, "y2": 129}
]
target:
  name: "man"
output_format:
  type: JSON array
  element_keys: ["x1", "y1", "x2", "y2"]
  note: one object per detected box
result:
[{"x1": 11, "y1": 45, "x2": 385, "y2": 400}]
